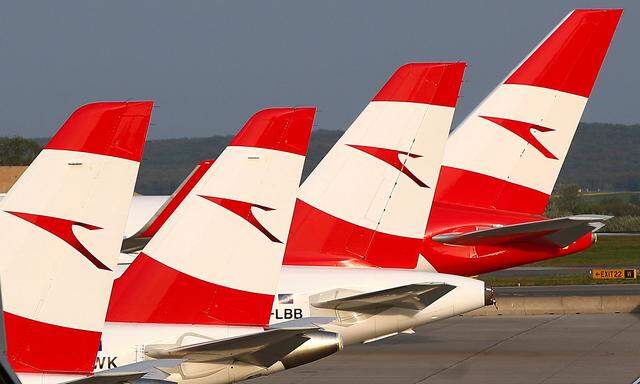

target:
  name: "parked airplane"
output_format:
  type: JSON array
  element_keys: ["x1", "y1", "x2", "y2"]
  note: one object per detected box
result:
[
  {"x1": 0, "y1": 11, "x2": 622, "y2": 279},
  {"x1": 120, "y1": 61, "x2": 464, "y2": 258},
  {"x1": 282, "y1": 8, "x2": 622, "y2": 273},
  {"x1": 0, "y1": 101, "x2": 154, "y2": 384},
  {"x1": 117, "y1": 10, "x2": 622, "y2": 278},
  {"x1": 94, "y1": 65, "x2": 491, "y2": 384}
]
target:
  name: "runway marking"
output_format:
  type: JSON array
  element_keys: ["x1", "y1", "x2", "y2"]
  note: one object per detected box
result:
[{"x1": 413, "y1": 315, "x2": 564, "y2": 383}]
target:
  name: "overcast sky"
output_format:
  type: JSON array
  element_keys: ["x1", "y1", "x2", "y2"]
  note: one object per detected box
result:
[{"x1": 0, "y1": 1, "x2": 635, "y2": 139}]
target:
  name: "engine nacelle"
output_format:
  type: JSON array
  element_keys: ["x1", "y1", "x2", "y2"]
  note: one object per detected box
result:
[
  {"x1": 147, "y1": 331, "x2": 342, "y2": 384},
  {"x1": 280, "y1": 330, "x2": 342, "y2": 369}
]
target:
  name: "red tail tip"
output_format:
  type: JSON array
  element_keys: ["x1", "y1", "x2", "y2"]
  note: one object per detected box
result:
[
  {"x1": 45, "y1": 101, "x2": 154, "y2": 162},
  {"x1": 229, "y1": 107, "x2": 316, "y2": 156},
  {"x1": 373, "y1": 62, "x2": 466, "y2": 107},
  {"x1": 505, "y1": 9, "x2": 623, "y2": 97}
]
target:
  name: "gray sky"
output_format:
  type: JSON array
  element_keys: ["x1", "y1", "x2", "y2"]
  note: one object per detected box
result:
[{"x1": 0, "y1": 0, "x2": 635, "y2": 139}]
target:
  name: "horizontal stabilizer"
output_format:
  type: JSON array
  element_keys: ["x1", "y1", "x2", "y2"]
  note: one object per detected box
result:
[
  {"x1": 432, "y1": 215, "x2": 612, "y2": 248},
  {"x1": 63, "y1": 372, "x2": 147, "y2": 384},
  {"x1": 145, "y1": 328, "x2": 315, "y2": 367},
  {"x1": 311, "y1": 283, "x2": 455, "y2": 312}
]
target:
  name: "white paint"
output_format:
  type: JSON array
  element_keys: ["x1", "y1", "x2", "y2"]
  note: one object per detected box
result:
[
  {"x1": 298, "y1": 101, "x2": 454, "y2": 238},
  {"x1": 414, "y1": 253, "x2": 437, "y2": 272},
  {"x1": 124, "y1": 195, "x2": 168, "y2": 237},
  {"x1": 145, "y1": 146, "x2": 305, "y2": 295},
  {"x1": 0, "y1": 149, "x2": 138, "y2": 331},
  {"x1": 444, "y1": 83, "x2": 588, "y2": 195},
  {"x1": 98, "y1": 265, "x2": 486, "y2": 370}
]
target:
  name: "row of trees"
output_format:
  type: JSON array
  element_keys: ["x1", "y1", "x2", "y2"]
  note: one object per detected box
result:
[
  {"x1": 2, "y1": 126, "x2": 639, "y2": 231},
  {"x1": 0, "y1": 137, "x2": 40, "y2": 165},
  {"x1": 4, "y1": 122, "x2": 639, "y2": 194},
  {"x1": 546, "y1": 184, "x2": 640, "y2": 232}
]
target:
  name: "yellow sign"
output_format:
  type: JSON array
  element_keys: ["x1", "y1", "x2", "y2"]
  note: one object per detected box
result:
[{"x1": 591, "y1": 269, "x2": 637, "y2": 280}]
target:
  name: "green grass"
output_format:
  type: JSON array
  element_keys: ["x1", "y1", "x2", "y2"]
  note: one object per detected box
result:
[
  {"x1": 480, "y1": 274, "x2": 637, "y2": 287},
  {"x1": 480, "y1": 235, "x2": 640, "y2": 286},
  {"x1": 533, "y1": 236, "x2": 640, "y2": 267}
]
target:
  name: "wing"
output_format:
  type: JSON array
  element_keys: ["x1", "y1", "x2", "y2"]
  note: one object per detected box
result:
[
  {"x1": 62, "y1": 372, "x2": 148, "y2": 384},
  {"x1": 432, "y1": 215, "x2": 611, "y2": 248},
  {"x1": 310, "y1": 283, "x2": 455, "y2": 312},
  {"x1": 145, "y1": 328, "x2": 315, "y2": 368}
]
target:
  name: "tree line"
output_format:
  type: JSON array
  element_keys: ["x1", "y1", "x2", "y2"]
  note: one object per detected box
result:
[{"x1": 3, "y1": 121, "x2": 639, "y2": 204}]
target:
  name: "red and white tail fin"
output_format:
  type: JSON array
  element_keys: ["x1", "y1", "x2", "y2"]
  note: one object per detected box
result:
[
  {"x1": 283, "y1": 63, "x2": 465, "y2": 268},
  {"x1": 120, "y1": 159, "x2": 215, "y2": 253},
  {"x1": 437, "y1": 9, "x2": 622, "y2": 215},
  {"x1": 107, "y1": 107, "x2": 315, "y2": 327},
  {"x1": 0, "y1": 101, "x2": 153, "y2": 374}
]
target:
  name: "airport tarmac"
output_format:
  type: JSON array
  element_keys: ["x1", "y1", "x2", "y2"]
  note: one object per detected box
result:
[{"x1": 254, "y1": 314, "x2": 640, "y2": 384}]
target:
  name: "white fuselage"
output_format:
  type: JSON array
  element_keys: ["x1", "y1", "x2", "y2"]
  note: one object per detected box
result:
[
  {"x1": 97, "y1": 266, "x2": 485, "y2": 370},
  {"x1": 10, "y1": 196, "x2": 487, "y2": 384}
]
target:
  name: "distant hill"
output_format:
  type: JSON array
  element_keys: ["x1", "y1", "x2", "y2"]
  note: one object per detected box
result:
[
  {"x1": 134, "y1": 122, "x2": 639, "y2": 195},
  {"x1": 18, "y1": 122, "x2": 640, "y2": 195},
  {"x1": 133, "y1": 129, "x2": 341, "y2": 195},
  {"x1": 558, "y1": 123, "x2": 640, "y2": 191}
]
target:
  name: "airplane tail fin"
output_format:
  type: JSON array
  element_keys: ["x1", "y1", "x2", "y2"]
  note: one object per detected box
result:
[
  {"x1": 121, "y1": 159, "x2": 215, "y2": 253},
  {"x1": 107, "y1": 107, "x2": 314, "y2": 327},
  {"x1": 284, "y1": 63, "x2": 465, "y2": 268},
  {"x1": 0, "y1": 101, "x2": 153, "y2": 374},
  {"x1": 437, "y1": 9, "x2": 622, "y2": 215}
]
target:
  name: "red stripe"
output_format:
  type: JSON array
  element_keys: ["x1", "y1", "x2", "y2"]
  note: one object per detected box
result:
[
  {"x1": 505, "y1": 9, "x2": 622, "y2": 97},
  {"x1": 434, "y1": 166, "x2": 550, "y2": 216},
  {"x1": 283, "y1": 199, "x2": 422, "y2": 269},
  {"x1": 229, "y1": 107, "x2": 315, "y2": 156},
  {"x1": 106, "y1": 253, "x2": 274, "y2": 326},
  {"x1": 283, "y1": 180, "x2": 594, "y2": 273},
  {"x1": 372, "y1": 62, "x2": 465, "y2": 107},
  {"x1": 45, "y1": 101, "x2": 153, "y2": 162},
  {"x1": 4, "y1": 311, "x2": 100, "y2": 374},
  {"x1": 138, "y1": 160, "x2": 214, "y2": 238}
]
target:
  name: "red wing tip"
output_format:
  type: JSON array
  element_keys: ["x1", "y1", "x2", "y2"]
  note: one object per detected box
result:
[
  {"x1": 229, "y1": 107, "x2": 316, "y2": 156},
  {"x1": 45, "y1": 101, "x2": 154, "y2": 162},
  {"x1": 373, "y1": 62, "x2": 466, "y2": 107}
]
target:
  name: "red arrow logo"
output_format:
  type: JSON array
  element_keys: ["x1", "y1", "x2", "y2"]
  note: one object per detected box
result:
[
  {"x1": 6, "y1": 211, "x2": 108, "y2": 270},
  {"x1": 347, "y1": 144, "x2": 428, "y2": 187},
  {"x1": 199, "y1": 195, "x2": 282, "y2": 243},
  {"x1": 480, "y1": 116, "x2": 558, "y2": 160}
]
